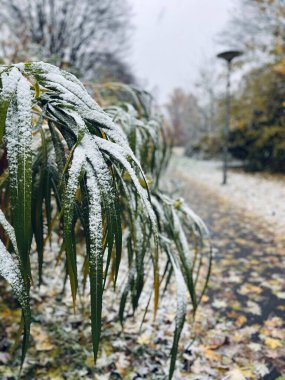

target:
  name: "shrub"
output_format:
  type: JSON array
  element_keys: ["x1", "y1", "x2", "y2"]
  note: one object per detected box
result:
[
  {"x1": 185, "y1": 135, "x2": 223, "y2": 159},
  {"x1": 0, "y1": 62, "x2": 211, "y2": 378},
  {"x1": 229, "y1": 125, "x2": 285, "y2": 172}
]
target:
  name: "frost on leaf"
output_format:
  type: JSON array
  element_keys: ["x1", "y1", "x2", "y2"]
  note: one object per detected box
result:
[{"x1": 0, "y1": 239, "x2": 28, "y2": 309}]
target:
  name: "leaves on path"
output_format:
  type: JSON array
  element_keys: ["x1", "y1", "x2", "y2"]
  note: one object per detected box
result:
[{"x1": 0, "y1": 159, "x2": 285, "y2": 379}]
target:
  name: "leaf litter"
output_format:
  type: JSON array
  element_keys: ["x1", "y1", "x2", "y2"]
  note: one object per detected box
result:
[{"x1": 0, "y1": 158, "x2": 285, "y2": 379}]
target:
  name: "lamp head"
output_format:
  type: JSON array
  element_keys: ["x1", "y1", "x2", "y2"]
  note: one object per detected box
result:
[{"x1": 217, "y1": 50, "x2": 243, "y2": 63}]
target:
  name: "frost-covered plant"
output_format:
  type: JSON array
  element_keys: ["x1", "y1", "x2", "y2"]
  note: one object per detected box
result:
[
  {"x1": 92, "y1": 83, "x2": 211, "y2": 378},
  {"x1": 0, "y1": 63, "x2": 211, "y2": 379}
]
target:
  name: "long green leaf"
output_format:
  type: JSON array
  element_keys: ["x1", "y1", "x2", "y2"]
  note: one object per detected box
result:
[
  {"x1": 0, "y1": 67, "x2": 21, "y2": 143},
  {"x1": 63, "y1": 145, "x2": 85, "y2": 306},
  {"x1": 86, "y1": 163, "x2": 103, "y2": 361},
  {"x1": 167, "y1": 247, "x2": 187, "y2": 380},
  {"x1": 6, "y1": 74, "x2": 33, "y2": 285},
  {"x1": 0, "y1": 210, "x2": 30, "y2": 365}
]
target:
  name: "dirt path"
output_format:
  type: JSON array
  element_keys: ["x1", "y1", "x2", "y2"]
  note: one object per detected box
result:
[{"x1": 169, "y1": 158, "x2": 285, "y2": 379}]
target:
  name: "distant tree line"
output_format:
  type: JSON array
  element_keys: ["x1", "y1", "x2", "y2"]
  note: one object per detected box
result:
[
  {"x1": 0, "y1": 0, "x2": 135, "y2": 84},
  {"x1": 165, "y1": 88, "x2": 204, "y2": 147},
  {"x1": 168, "y1": 0, "x2": 285, "y2": 172}
]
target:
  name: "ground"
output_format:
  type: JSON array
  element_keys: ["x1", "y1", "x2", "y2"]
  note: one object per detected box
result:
[
  {"x1": 0, "y1": 155, "x2": 284, "y2": 379},
  {"x1": 169, "y1": 156, "x2": 285, "y2": 379}
]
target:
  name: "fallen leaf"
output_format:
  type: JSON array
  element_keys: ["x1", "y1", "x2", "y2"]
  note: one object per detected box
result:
[
  {"x1": 264, "y1": 337, "x2": 283, "y2": 349},
  {"x1": 212, "y1": 299, "x2": 227, "y2": 308},
  {"x1": 254, "y1": 362, "x2": 269, "y2": 376},
  {"x1": 238, "y1": 284, "x2": 263, "y2": 295},
  {"x1": 200, "y1": 345, "x2": 222, "y2": 361},
  {"x1": 224, "y1": 368, "x2": 247, "y2": 380},
  {"x1": 137, "y1": 333, "x2": 152, "y2": 345},
  {"x1": 248, "y1": 342, "x2": 262, "y2": 352},
  {"x1": 235, "y1": 315, "x2": 247, "y2": 327},
  {"x1": 275, "y1": 292, "x2": 285, "y2": 299},
  {"x1": 224, "y1": 367, "x2": 254, "y2": 380},
  {"x1": 246, "y1": 301, "x2": 261, "y2": 315},
  {"x1": 31, "y1": 324, "x2": 55, "y2": 351}
]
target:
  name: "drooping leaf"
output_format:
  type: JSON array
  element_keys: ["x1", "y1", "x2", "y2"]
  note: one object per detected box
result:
[
  {"x1": 6, "y1": 74, "x2": 33, "y2": 285},
  {"x1": 86, "y1": 163, "x2": 103, "y2": 361},
  {"x1": 0, "y1": 210, "x2": 30, "y2": 365}
]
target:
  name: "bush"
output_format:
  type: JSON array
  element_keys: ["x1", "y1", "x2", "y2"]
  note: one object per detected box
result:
[
  {"x1": 229, "y1": 125, "x2": 285, "y2": 172},
  {"x1": 0, "y1": 62, "x2": 211, "y2": 378},
  {"x1": 185, "y1": 135, "x2": 223, "y2": 159}
]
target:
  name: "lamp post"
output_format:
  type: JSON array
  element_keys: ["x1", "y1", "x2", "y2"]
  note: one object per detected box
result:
[{"x1": 217, "y1": 50, "x2": 243, "y2": 185}]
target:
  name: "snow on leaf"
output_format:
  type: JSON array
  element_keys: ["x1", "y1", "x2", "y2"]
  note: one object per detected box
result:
[
  {"x1": 95, "y1": 137, "x2": 157, "y2": 233},
  {"x1": 5, "y1": 72, "x2": 33, "y2": 282},
  {"x1": 0, "y1": 238, "x2": 30, "y2": 365},
  {"x1": 0, "y1": 209, "x2": 19, "y2": 258},
  {"x1": 26, "y1": 62, "x2": 129, "y2": 147},
  {"x1": 0, "y1": 67, "x2": 21, "y2": 141},
  {"x1": 168, "y1": 248, "x2": 187, "y2": 380},
  {"x1": 63, "y1": 144, "x2": 86, "y2": 305},
  {"x1": 86, "y1": 163, "x2": 103, "y2": 361}
]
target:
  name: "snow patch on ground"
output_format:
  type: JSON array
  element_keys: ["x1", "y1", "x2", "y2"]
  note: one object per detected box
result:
[{"x1": 171, "y1": 155, "x2": 285, "y2": 236}]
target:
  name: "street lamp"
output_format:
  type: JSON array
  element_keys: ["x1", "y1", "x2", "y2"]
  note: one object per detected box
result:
[{"x1": 217, "y1": 50, "x2": 243, "y2": 185}]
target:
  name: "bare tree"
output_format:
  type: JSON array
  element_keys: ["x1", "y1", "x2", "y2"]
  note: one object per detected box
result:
[
  {"x1": 94, "y1": 53, "x2": 136, "y2": 84},
  {"x1": 0, "y1": 0, "x2": 132, "y2": 80},
  {"x1": 220, "y1": 0, "x2": 285, "y2": 62},
  {"x1": 165, "y1": 88, "x2": 203, "y2": 146},
  {"x1": 195, "y1": 64, "x2": 220, "y2": 138}
]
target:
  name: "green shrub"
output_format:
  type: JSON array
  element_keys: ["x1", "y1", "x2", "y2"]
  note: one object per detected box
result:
[
  {"x1": 229, "y1": 125, "x2": 285, "y2": 172},
  {"x1": 0, "y1": 62, "x2": 211, "y2": 378},
  {"x1": 185, "y1": 135, "x2": 223, "y2": 159}
]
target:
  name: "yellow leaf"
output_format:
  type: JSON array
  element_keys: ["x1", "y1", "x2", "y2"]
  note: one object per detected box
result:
[
  {"x1": 201, "y1": 295, "x2": 209, "y2": 303},
  {"x1": 137, "y1": 333, "x2": 152, "y2": 345},
  {"x1": 235, "y1": 315, "x2": 247, "y2": 327},
  {"x1": 202, "y1": 347, "x2": 222, "y2": 361},
  {"x1": 265, "y1": 317, "x2": 283, "y2": 328},
  {"x1": 85, "y1": 355, "x2": 94, "y2": 367},
  {"x1": 238, "y1": 284, "x2": 263, "y2": 295},
  {"x1": 226, "y1": 367, "x2": 254, "y2": 380},
  {"x1": 264, "y1": 337, "x2": 283, "y2": 349},
  {"x1": 31, "y1": 324, "x2": 55, "y2": 351},
  {"x1": 46, "y1": 368, "x2": 64, "y2": 380}
]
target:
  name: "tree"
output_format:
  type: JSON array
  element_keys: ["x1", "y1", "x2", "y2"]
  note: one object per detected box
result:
[
  {"x1": 216, "y1": 0, "x2": 285, "y2": 171},
  {"x1": 228, "y1": 63, "x2": 285, "y2": 171},
  {"x1": 165, "y1": 88, "x2": 203, "y2": 146},
  {"x1": 0, "y1": 0, "x2": 133, "y2": 82},
  {"x1": 220, "y1": 0, "x2": 285, "y2": 62},
  {"x1": 93, "y1": 53, "x2": 136, "y2": 84},
  {"x1": 0, "y1": 62, "x2": 211, "y2": 378},
  {"x1": 195, "y1": 63, "x2": 219, "y2": 138}
]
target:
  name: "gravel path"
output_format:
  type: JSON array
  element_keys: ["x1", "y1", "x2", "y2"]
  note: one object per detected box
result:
[{"x1": 170, "y1": 155, "x2": 285, "y2": 236}]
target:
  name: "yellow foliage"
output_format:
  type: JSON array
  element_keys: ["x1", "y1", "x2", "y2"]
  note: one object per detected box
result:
[{"x1": 273, "y1": 56, "x2": 285, "y2": 75}]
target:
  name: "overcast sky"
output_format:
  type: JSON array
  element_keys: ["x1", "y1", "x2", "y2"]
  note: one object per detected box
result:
[{"x1": 131, "y1": 0, "x2": 235, "y2": 104}]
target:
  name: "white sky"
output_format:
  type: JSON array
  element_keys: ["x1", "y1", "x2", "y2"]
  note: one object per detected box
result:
[{"x1": 131, "y1": 0, "x2": 235, "y2": 104}]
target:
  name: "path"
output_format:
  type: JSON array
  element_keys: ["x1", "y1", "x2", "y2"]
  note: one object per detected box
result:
[
  {"x1": 0, "y1": 156, "x2": 285, "y2": 380},
  {"x1": 169, "y1": 156, "x2": 285, "y2": 379}
]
